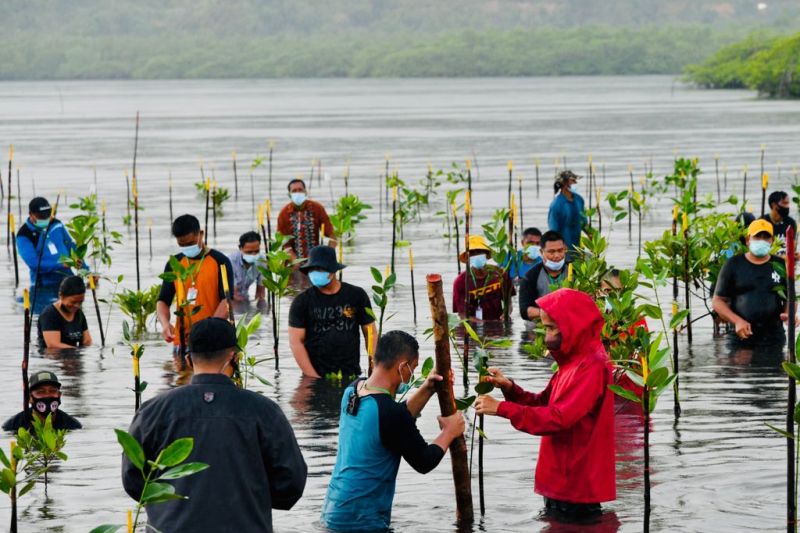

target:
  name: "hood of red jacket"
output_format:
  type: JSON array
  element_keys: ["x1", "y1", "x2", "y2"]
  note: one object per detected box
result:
[{"x1": 536, "y1": 288, "x2": 604, "y2": 365}]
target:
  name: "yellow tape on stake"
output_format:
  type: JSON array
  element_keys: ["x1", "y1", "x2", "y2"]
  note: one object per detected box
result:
[
  {"x1": 258, "y1": 204, "x2": 264, "y2": 227},
  {"x1": 508, "y1": 160, "x2": 513, "y2": 171},
  {"x1": 409, "y1": 247, "x2": 414, "y2": 270},
  {"x1": 265, "y1": 199, "x2": 272, "y2": 219},
  {"x1": 89, "y1": 276, "x2": 96, "y2": 290},
  {"x1": 762, "y1": 173, "x2": 769, "y2": 190},
  {"x1": 23, "y1": 288, "x2": 29, "y2": 310},
  {"x1": 133, "y1": 348, "x2": 140, "y2": 378},
  {"x1": 465, "y1": 191, "x2": 472, "y2": 216},
  {"x1": 221, "y1": 264, "x2": 230, "y2": 295},
  {"x1": 672, "y1": 205, "x2": 679, "y2": 222}
]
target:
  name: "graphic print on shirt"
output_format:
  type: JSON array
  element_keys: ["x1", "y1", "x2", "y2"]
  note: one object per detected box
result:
[
  {"x1": 289, "y1": 210, "x2": 317, "y2": 258},
  {"x1": 311, "y1": 304, "x2": 358, "y2": 334}
]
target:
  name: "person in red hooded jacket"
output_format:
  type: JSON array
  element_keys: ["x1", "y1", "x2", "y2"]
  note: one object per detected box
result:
[{"x1": 475, "y1": 287, "x2": 615, "y2": 520}]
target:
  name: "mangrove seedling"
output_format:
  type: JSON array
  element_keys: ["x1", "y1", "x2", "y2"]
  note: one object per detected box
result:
[
  {"x1": 114, "y1": 284, "x2": 160, "y2": 337},
  {"x1": 90, "y1": 431, "x2": 209, "y2": 533},
  {"x1": 122, "y1": 321, "x2": 147, "y2": 411},
  {"x1": 366, "y1": 266, "x2": 397, "y2": 341},
  {"x1": 235, "y1": 312, "x2": 273, "y2": 390},
  {"x1": 16, "y1": 413, "x2": 69, "y2": 486},
  {"x1": 0, "y1": 439, "x2": 49, "y2": 533}
]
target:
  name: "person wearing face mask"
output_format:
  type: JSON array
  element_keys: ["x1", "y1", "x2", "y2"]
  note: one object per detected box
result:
[
  {"x1": 16, "y1": 197, "x2": 78, "y2": 314},
  {"x1": 506, "y1": 227, "x2": 543, "y2": 283},
  {"x1": 123, "y1": 317, "x2": 307, "y2": 532},
  {"x1": 761, "y1": 191, "x2": 797, "y2": 255},
  {"x1": 547, "y1": 170, "x2": 586, "y2": 256},
  {"x1": 321, "y1": 330, "x2": 465, "y2": 532},
  {"x1": 452, "y1": 235, "x2": 515, "y2": 321},
  {"x1": 3, "y1": 370, "x2": 82, "y2": 432},
  {"x1": 713, "y1": 219, "x2": 790, "y2": 345},
  {"x1": 38, "y1": 275, "x2": 92, "y2": 350},
  {"x1": 288, "y1": 246, "x2": 377, "y2": 378},
  {"x1": 156, "y1": 214, "x2": 234, "y2": 358},
  {"x1": 475, "y1": 288, "x2": 615, "y2": 521},
  {"x1": 228, "y1": 231, "x2": 267, "y2": 309},
  {"x1": 519, "y1": 230, "x2": 569, "y2": 321},
  {"x1": 277, "y1": 178, "x2": 336, "y2": 265}
]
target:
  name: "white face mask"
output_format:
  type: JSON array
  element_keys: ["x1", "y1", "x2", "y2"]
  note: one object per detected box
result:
[
  {"x1": 569, "y1": 182, "x2": 580, "y2": 196},
  {"x1": 290, "y1": 192, "x2": 307, "y2": 206},
  {"x1": 241, "y1": 253, "x2": 261, "y2": 265}
]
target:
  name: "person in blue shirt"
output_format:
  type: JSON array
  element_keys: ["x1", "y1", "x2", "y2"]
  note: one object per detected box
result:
[
  {"x1": 16, "y1": 197, "x2": 77, "y2": 314},
  {"x1": 507, "y1": 227, "x2": 542, "y2": 283},
  {"x1": 321, "y1": 330, "x2": 465, "y2": 532},
  {"x1": 547, "y1": 170, "x2": 586, "y2": 256}
]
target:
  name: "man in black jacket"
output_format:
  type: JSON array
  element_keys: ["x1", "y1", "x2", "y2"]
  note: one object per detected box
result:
[
  {"x1": 2, "y1": 370, "x2": 82, "y2": 432},
  {"x1": 122, "y1": 317, "x2": 307, "y2": 532},
  {"x1": 518, "y1": 230, "x2": 569, "y2": 321}
]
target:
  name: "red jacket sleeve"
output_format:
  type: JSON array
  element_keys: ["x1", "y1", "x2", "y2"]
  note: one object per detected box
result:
[
  {"x1": 496, "y1": 360, "x2": 607, "y2": 436},
  {"x1": 501, "y1": 380, "x2": 552, "y2": 407}
]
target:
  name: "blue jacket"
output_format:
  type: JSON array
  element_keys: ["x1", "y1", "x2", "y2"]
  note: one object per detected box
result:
[
  {"x1": 547, "y1": 192, "x2": 586, "y2": 253},
  {"x1": 16, "y1": 218, "x2": 76, "y2": 289}
]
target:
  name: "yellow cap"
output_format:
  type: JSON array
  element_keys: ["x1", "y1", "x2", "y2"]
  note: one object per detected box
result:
[
  {"x1": 459, "y1": 235, "x2": 492, "y2": 263},
  {"x1": 748, "y1": 219, "x2": 773, "y2": 237}
]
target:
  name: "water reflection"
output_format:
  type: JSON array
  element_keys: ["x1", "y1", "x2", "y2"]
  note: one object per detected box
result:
[{"x1": 290, "y1": 376, "x2": 348, "y2": 456}]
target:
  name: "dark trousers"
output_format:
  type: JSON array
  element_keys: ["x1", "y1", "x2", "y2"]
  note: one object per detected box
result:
[{"x1": 544, "y1": 497, "x2": 602, "y2": 520}]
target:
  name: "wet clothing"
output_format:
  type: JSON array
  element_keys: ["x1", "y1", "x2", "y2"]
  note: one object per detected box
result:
[
  {"x1": 518, "y1": 263, "x2": 567, "y2": 321},
  {"x1": 2, "y1": 408, "x2": 82, "y2": 432},
  {"x1": 714, "y1": 254, "x2": 786, "y2": 341},
  {"x1": 497, "y1": 288, "x2": 616, "y2": 504},
  {"x1": 37, "y1": 303, "x2": 89, "y2": 348},
  {"x1": 452, "y1": 266, "x2": 514, "y2": 321},
  {"x1": 547, "y1": 192, "x2": 586, "y2": 253},
  {"x1": 157, "y1": 249, "x2": 234, "y2": 346},
  {"x1": 16, "y1": 218, "x2": 76, "y2": 314},
  {"x1": 122, "y1": 373, "x2": 307, "y2": 533},
  {"x1": 228, "y1": 249, "x2": 263, "y2": 299},
  {"x1": 277, "y1": 200, "x2": 334, "y2": 260},
  {"x1": 321, "y1": 380, "x2": 445, "y2": 531},
  {"x1": 288, "y1": 282, "x2": 374, "y2": 377}
]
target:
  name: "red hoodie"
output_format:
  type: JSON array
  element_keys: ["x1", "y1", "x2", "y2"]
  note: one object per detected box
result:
[{"x1": 496, "y1": 288, "x2": 616, "y2": 504}]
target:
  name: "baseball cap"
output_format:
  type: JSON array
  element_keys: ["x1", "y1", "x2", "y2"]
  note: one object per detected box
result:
[
  {"x1": 189, "y1": 318, "x2": 240, "y2": 354},
  {"x1": 29, "y1": 370, "x2": 61, "y2": 390},
  {"x1": 28, "y1": 197, "x2": 52, "y2": 217},
  {"x1": 748, "y1": 219, "x2": 773, "y2": 237}
]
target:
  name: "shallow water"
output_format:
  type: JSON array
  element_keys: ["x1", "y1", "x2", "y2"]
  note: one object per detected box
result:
[{"x1": 0, "y1": 76, "x2": 799, "y2": 532}]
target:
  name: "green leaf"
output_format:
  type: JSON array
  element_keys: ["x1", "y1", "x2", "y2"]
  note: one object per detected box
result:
[
  {"x1": 784, "y1": 362, "x2": 800, "y2": 382},
  {"x1": 455, "y1": 396, "x2": 476, "y2": 410},
  {"x1": 158, "y1": 462, "x2": 210, "y2": 480},
  {"x1": 0, "y1": 447, "x2": 9, "y2": 468},
  {"x1": 420, "y1": 357, "x2": 434, "y2": 378},
  {"x1": 462, "y1": 321, "x2": 480, "y2": 344},
  {"x1": 141, "y1": 481, "x2": 184, "y2": 505},
  {"x1": 669, "y1": 309, "x2": 690, "y2": 330},
  {"x1": 474, "y1": 381, "x2": 494, "y2": 394},
  {"x1": 156, "y1": 437, "x2": 194, "y2": 468},
  {"x1": 370, "y1": 267, "x2": 382, "y2": 284},
  {"x1": 766, "y1": 422, "x2": 795, "y2": 439},
  {"x1": 88, "y1": 526, "x2": 124, "y2": 533},
  {"x1": 18, "y1": 480, "x2": 36, "y2": 497},
  {"x1": 476, "y1": 426, "x2": 489, "y2": 440},
  {"x1": 115, "y1": 429, "x2": 145, "y2": 471},
  {"x1": 646, "y1": 367, "x2": 669, "y2": 388},
  {"x1": 608, "y1": 384, "x2": 641, "y2": 404}
]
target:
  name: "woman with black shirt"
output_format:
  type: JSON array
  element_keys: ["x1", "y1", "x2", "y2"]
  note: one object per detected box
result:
[{"x1": 38, "y1": 276, "x2": 92, "y2": 349}]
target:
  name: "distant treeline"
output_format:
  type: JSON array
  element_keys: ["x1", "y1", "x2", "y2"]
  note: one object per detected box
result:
[
  {"x1": 0, "y1": 26, "x2": 758, "y2": 80},
  {"x1": 684, "y1": 32, "x2": 800, "y2": 97}
]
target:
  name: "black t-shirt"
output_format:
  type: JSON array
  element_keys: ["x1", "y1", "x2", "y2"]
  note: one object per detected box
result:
[
  {"x1": 37, "y1": 303, "x2": 88, "y2": 348},
  {"x1": 288, "y1": 282, "x2": 374, "y2": 377},
  {"x1": 761, "y1": 214, "x2": 797, "y2": 240},
  {"x1": 715, "y1": 254, "x2": 786, "y2": 337},
  {"x1": 2, "y1": 409, "x2": 82, "y2": 432}
]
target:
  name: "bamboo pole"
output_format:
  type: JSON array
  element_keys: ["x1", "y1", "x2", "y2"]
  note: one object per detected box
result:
[
  {"x1": 0, "y1": 161, "x2": 4, "y2": 200},
  {"x1": 232, "y1": 151, "x2": 239, "y2": 200},
  {"x1": 22, "y1": 289, "x2": 30, "y2": 411},
  {"x1": 409, "y1": 247, "x2": 417, "y2": 325},
  {"x1": 682, "y1": 212, "x2": 693, "y2": 344},
  {"x1": 452, "y1": 201, "x2": 461, "y2": 274},
  {"x1": 10, "y1": 213, "x2": 19, "y2": 287},
  {"x1": 317, "y1": 159, "x2": 322, "y2": 189},
  {"x1": 89, "y1": 276, "x2": 105, "y2": 347},
  {"x1": 133, "y1": 342, "x2": 141, "y2": 411},
  {"x1": 760, "y1": 144, "x2": 766, "y2": 198},
  {"x1": 7, "y1": 145, "x2": 12, "y2": 248},
  {"x1": 426, "y1": 273, "x2": 473, "y2": 524},
  {"x1": 391, "y1": 184, "x2": 397, "y2": 275},
  {"x1": 786, "y1": 225, "x2": 797, "y2": 533},
  {"x1": 133, "y1": 173, "x2": 140, "y2": 291},
  {"x1": 671, "y1": 206, "x2": 681, "y2": 418}
]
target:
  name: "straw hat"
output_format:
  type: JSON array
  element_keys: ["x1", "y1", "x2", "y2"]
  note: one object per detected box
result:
[{"x1": 459, "y1": 235, "x2": 492, "y2": 263}]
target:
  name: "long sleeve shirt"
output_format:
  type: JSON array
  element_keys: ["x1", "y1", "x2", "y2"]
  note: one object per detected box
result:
[{"x1": 16, "y1": 218, "x2": 76, "y2": 289}]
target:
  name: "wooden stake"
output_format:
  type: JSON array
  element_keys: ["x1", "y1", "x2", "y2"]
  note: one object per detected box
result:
[
  {"x1": 682, "y1": 212, "x2": 692, "y2": 344},
  {"x1": 409, "y1": 247, "x2": 417, "y2": 324},
  {"x1": 89, "y1": 276, "x2": 105, "y2": 347},
  {"x1": 10, "y1": 213, "x2": 19, "y2": 287},
  {"x1": 391, "y1": 184, "x2": 397, "y2": 275},
  {"x1": 535, "y1": 158, "x2": 540, "y2": 197},
  {"x1": 761, "y1": 172, "x2": 769, "y2": 218},
  {"x1": 426, "y1": 273, "x2": 473, "y2": 524},
  {"x1": 22, "y1": 289, "x2": 30, "y2": 411},
  {"x1": 232, "y1": 151, "x2": 239, "y2": 200},
  {"x1": 7, "y1": 144, "x2": 12, "y2": 248},
  {"x1": 452, "y1": 201, "x2": 461, "y2": 274},
  {"x1": 133, "y1": 345, "x2": 141, "y2": 411},
  {"x1": 132, "y1": 173, "x2": 140, "y2": 291},
  {"x1": 786, "y1": 226, "x2": 797, "y2": 532},
  {"x1": 147, "y1": 219, "x2": 153, "y2": 260},
  {"x1": 268, "y1": 140, "x2": 274, "y2": 202},
  {"x1": 671, "y1": 206, "x2": 681, "y2": 418},
  {"x1": 714, "y1": 154, "x2": 721, "y2": 203}
]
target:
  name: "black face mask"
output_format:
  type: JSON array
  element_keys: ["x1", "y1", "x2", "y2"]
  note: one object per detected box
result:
[
  {"x1": 778, "y1": 206, "x2": 790, "y2": 218},
  {"x1": 32, "y1": 396, "x2": 60, "y2": 416}
]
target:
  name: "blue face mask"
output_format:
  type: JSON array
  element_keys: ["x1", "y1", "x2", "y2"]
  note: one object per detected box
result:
[
  {"x1": 545, "y1": 258, "x2": 566, "y2": 271},
  {"x1": 34, "y1": 218, "x2": 50, "y2": 229},
  {"x1": 180, "y1": 244, "x2": 202, "y2": 259},
  {"x1": 241, "y1": 253, "x2": 261, "y2": 265},
  {"x1": 309, "y1": 270, "x2": 332, "y2": 288},
  {"x1": 525, "y1": 245, "x2": 541, "y2": 261},
  {"x1": 397, "y1": 362, "x2": 414, "y2": 395},
  {"x1": 749, "y1": 239, "x2": 771, "y2": 258},
  {"x1": 290, "y1": 192, "x2": 307, "y2": 206},
  {"x1": 569, "y1": 182, "x2": 580, "y2": 196},
  {"x1": 469, "y1": 254, "x2": 488, "y2": 270}
]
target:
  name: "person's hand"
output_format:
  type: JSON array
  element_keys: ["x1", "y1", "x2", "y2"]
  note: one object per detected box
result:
[
  {"x1": 424, "y1": 368, "x2": 454, "y2": 392},
  {"x1": 474, "y1": 395, "x2": 501, "y2": 416},
  {"x1": 483, "y1": 367, "x2": 512, "y2": 393},
  {"x1": 734, "y1": 318, "x2": 752, "y2": 339},
  {"x1": 161, "y1": 323, "x2": 176, "y2": 343},
  {"x1": 780, "y1": 313, "x2": 800, "y2": 326},
  {"x1": 437, "y1": 412, "x2": 465, "y2": 438}
]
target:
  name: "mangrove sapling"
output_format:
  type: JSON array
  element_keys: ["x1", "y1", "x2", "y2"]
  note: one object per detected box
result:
[
  {"x1": 235, "y1": 313, "x2": 273, "y2": 390},
  {"x1": 257, "y1": 232, "x2": 300, "y2": 371},
  {"x1": 114, "y1": 285, "x2": 160, "y2": 337},
  {"x1": 608, "y1": 330, "x2": 677, "y2": 533},
  {"x1": 122, "y1": 322, "x2": 147, "y2": 411},
  {"x1": 17, "y1": 413, "x2": 69, "y2": 487},
  {"x1": 158, "y1": 256, "x2": 203, "y2": 364},
  {"x1": 366, "y1": 266, "x2": 397, "y2": 353},
  {"x1": 0, "y1": 439, "x2": 49, "y2": 533},
  {"x1": 329, "y1": 194, "x2": 371, "y2": 251},
  {"x1": 481, "y1": 208, "x2": 516, "y2": 322},
  {"x1": 90, "y1": 431, "x2": 209, "y2": 533},
  {"x1": 232, "y1": 150, "x2": 239, "y2": 199}
]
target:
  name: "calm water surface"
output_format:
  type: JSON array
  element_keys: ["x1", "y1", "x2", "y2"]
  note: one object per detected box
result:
[{"x1": 0, "y1": 76, "x2": 799, "y2": 532}]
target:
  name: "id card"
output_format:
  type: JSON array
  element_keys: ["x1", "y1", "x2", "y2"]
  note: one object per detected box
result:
[
  {"x1": 48, "y1": 242, "x2": 58, "y2": 255},
  {"x1": 187, "y1": 287, "x2": 198, "y2": 303},
  {"x1": 476, "y1": 306, "x2": 483, "y2": 321}
]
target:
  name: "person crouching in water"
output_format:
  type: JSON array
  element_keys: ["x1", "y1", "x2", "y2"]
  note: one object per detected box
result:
[
  {"x1": 475, "y1": 288, "x2": 615, "y2": 520},
  {"x1": 321, "y1": 330, "x2": 465, "y2": 532}
]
